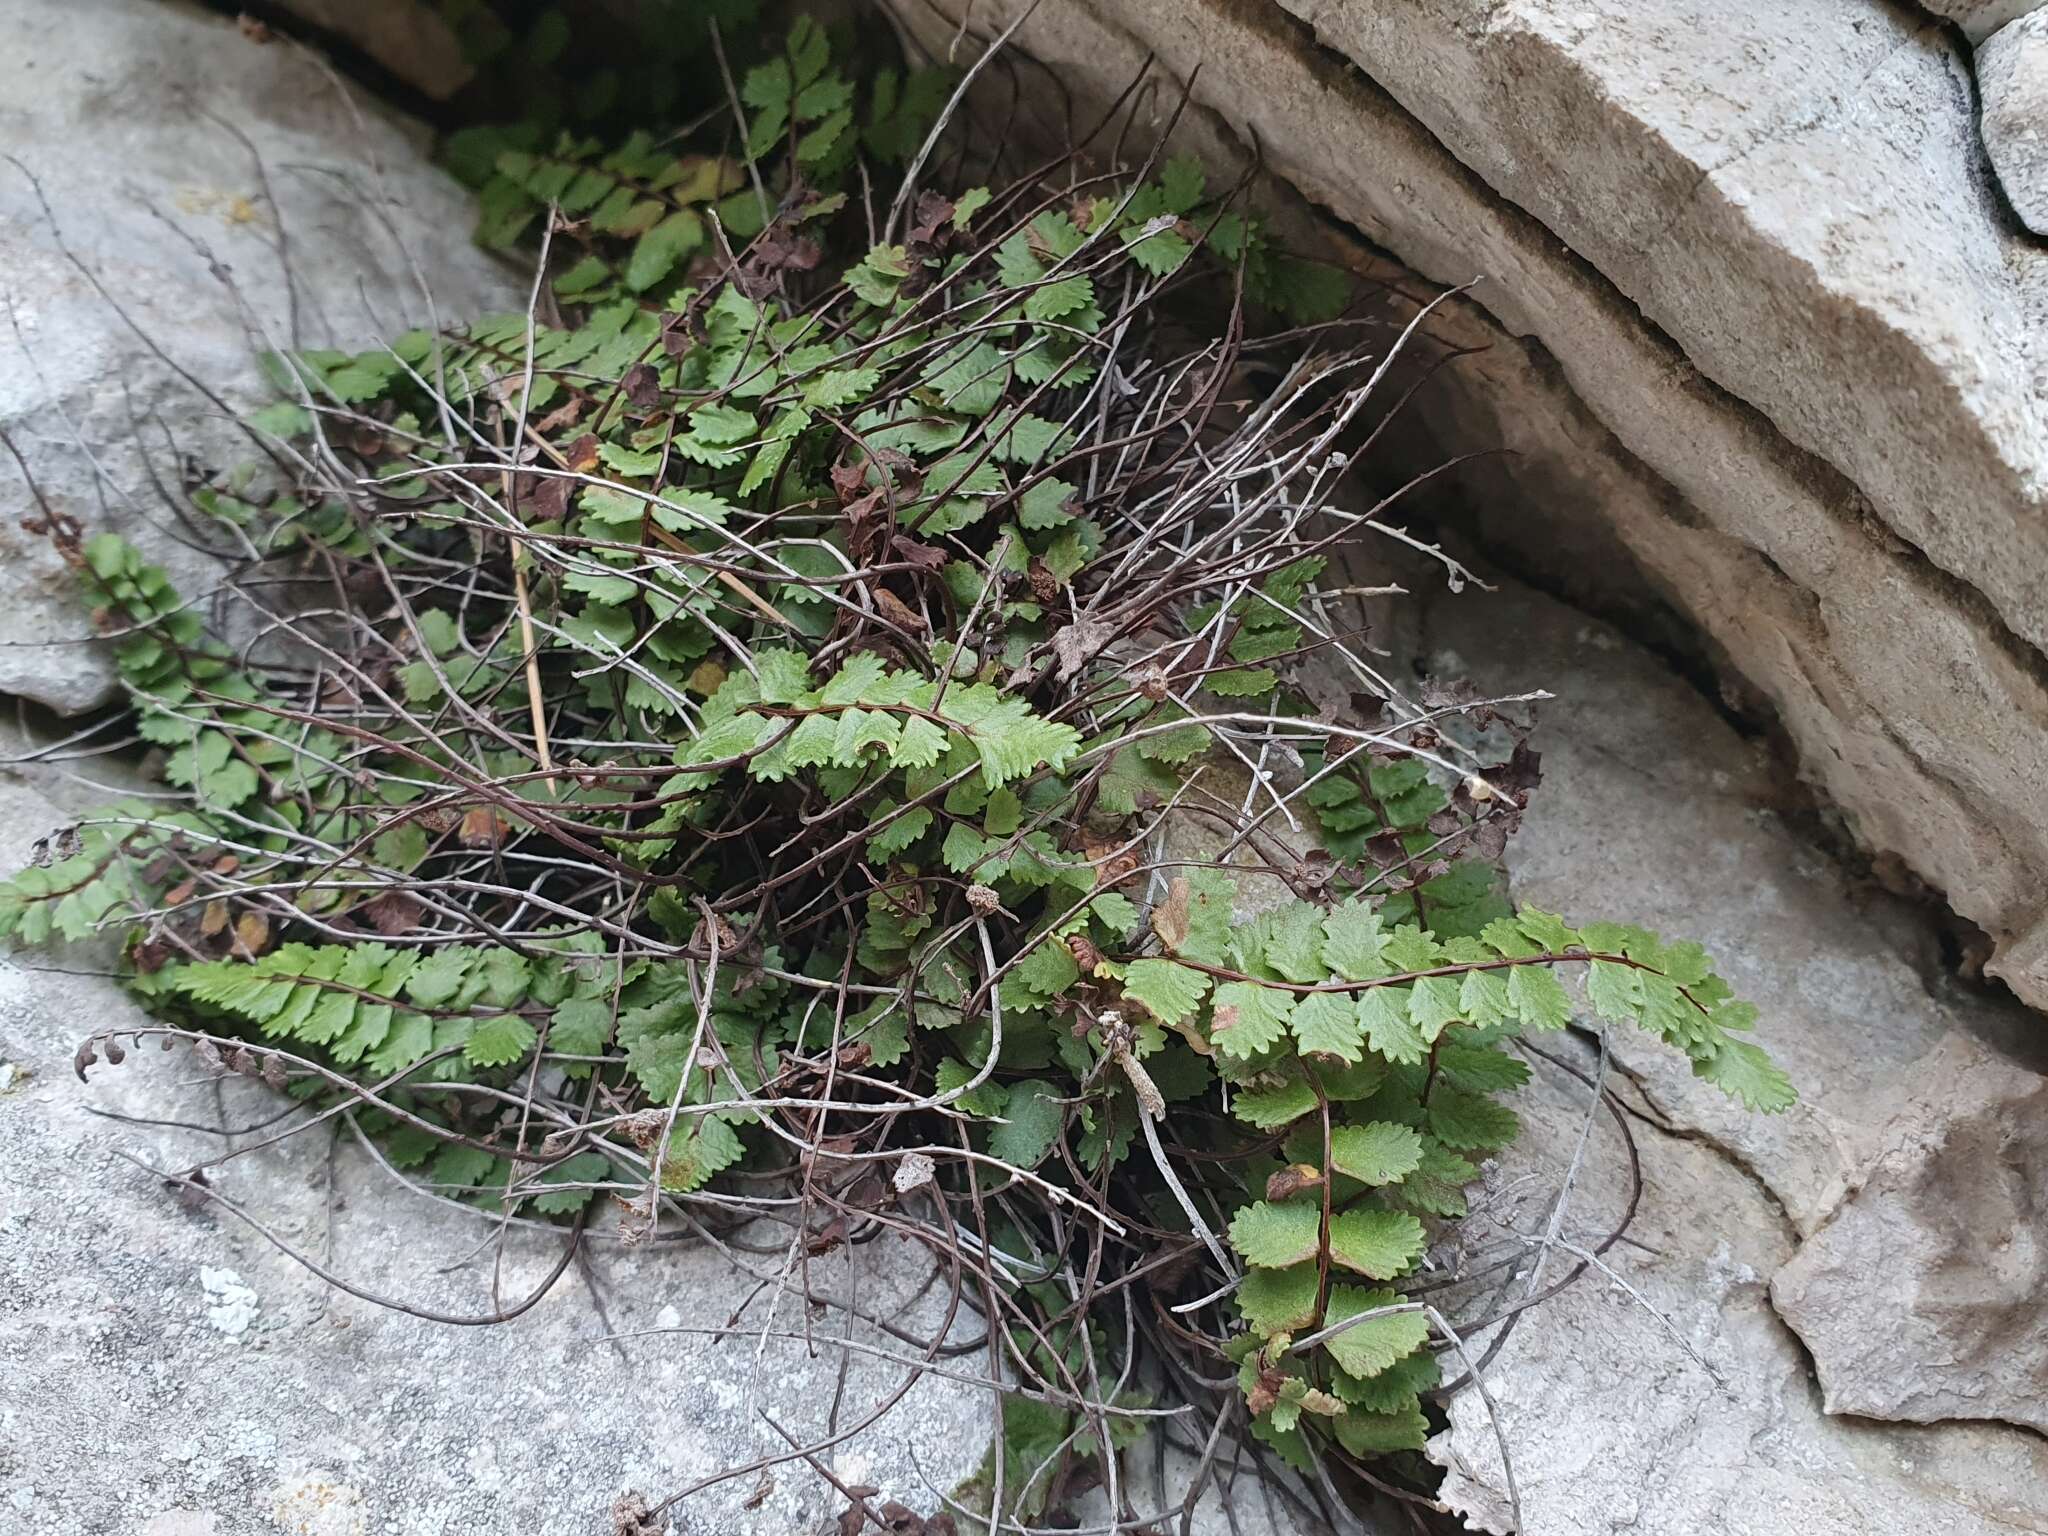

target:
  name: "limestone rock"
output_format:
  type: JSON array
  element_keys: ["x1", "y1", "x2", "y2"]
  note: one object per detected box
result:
[
  {"x1": 1275, "y1": 0, "x2": 2048, "y2": 659},
  {"x1": 1771, "y1": 1033, "x2": 2048, "y2": 1434},
  {"x1": 271, "y1": 1, "x2": 475, "y2": 101},
  {"x1": 1403, "y1": 576, "x2": 2048, "y2": 1238},
  {"x1": 1404, "y1": 566, "x2": 2048, "y2": 1423},
  {"x1": 1926, "y1": 0, "x2": 2046, "y2": 45},
  {"x1": 884, "y1": 0, "x2": 2048, "y2": 1016},
  {"x1": 1981, "y1": 9, "x2": 2048, "y2": 235},
  {"x1": 1393, "y1": 577, "x2": 2048, "y2": 1531},
  {"x1": 1422, "y1": 1034, "x2": 2048, "y2": 1536},
  {"x1": 0, "y1": 0, "x2": 519, "y2": 715}
]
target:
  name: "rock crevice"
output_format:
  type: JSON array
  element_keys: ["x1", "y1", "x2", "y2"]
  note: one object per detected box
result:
[{"x1": 892, "y1": 0, "x2": 2048, "y2": 1017}]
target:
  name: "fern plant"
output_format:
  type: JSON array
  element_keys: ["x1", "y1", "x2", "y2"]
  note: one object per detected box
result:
[{"x1": 1, "y1": 12, "x2": 1790, "y2": 1517}]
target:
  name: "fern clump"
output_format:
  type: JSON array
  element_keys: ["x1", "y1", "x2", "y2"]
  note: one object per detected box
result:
[{"x1": 3, "y1": 12, "x2": 1789, "y2": 1523}]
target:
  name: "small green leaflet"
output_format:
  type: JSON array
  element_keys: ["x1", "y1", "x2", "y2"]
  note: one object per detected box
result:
[
  {"x1": 1013, "y1": 936, "x2": 1080, "y2": 998},
  {"x1": 1024, "y1": 275, "x2": 1094, "y2": 324},
  {"x1": 951, "y1": 187, "x2": 991, "y2": 227},
  {"x1": 1426, "y1": 1087, "x2": 1520, "y2": 1153},
  {"x1": 1407, "y1": 975, "x2": 1463, "y2": 1044},
  {"x1": 936, "y1": 1058, "x2": 1006, "y2": 1118},
  {"x1": 1209, "y1": 980, "x2": 1293, "y2": 1060},
  {"x1": 626, "y1": 1031, "x2": 694, "y2": 1103},
  {"x1": 1228, "y1": 1200, "x2": 1321, "y2": 1269},
  {"x1": 1333, "y1": 1402, "x2": 1429, "y2": 1456},
  {"x1": 1327, "y1": 1122, "x2": 1424, "y2": 1186},
  {"x1": 988, "y1": 1079, "x2": 1064, "y2": 1168},
  {"x1": 533, "y1": 1151, "x2": 612, "y2": 1214},
  {"x1": 1320, "y1": 1286, "x2": 1429, "y2": 1378},
  {"x1": 431, "y1": 1143, "x2": 497, "y2": 1189},
  {"x1": 1258, "y1": 903, "x2": 1330, "y2": 984},
  {"x1": 1232, "y1": 1075, "x2": 1318, "y2": 1130},
  {"x1": 1151, "y1": 868, "x2": 1235, "y2": 965},
  {"x1": 658, "y1": 1117, "x2": 745, "y2": 1192},
  {"x1": 1327, "y1": 1209, "x2": 1425, "y2": 1280},
  {"x1": 1380, "y1": 925, "x2": 1441, "y2": 973},
  {"x1": 465, "y1": 1014, "x2": 538, "y2": 1069},
  {"x1": 1291, "y1": 990, "x2": 1364, "y2": 1064},
  {"x1": 1017, "y1": 477, "x2": 1076, "y2": 529},
  {"x1": 1388, "y1": 1139, "x2": 1477, "y2": 1219},
  {"x1": 1459, "y1": 967, "x2": 1513, "y2": 1028},
  {"x1": 1437, "y1": 1044, "x2": 1530, "y2": 1095},
  {"x1": 1120, "y1": 958, "x2": 1210, "y2": 1027},
  {"x1": 1321, "y1": 902, "x2": 1388, "y2": 981},
  {"x1": 1507, "y1": 963, "x2": 1572, "y2": 1031},
  {"x1": 549, "y1": 997, "x2": 613, "y2": 1058},
  {"x1": 1335, "y1": 1341, "x2": 1440, "y2": 1412},
  {"x1": 625, "y1": 211, "x2": 704, "y2": 293},
  {"x1": 1359, "y1": 986, "x2": 1425, "y2": 1064},
  {"x1": 1238, "y1": 1261, "x2": 1321, "y2": 1335},
  {"x1": 367, "y1": 1011, "x2": 433, "y2": 1077},
  {"x1": 866, "y1": 804, "x2": 932, "y2": 861},
  {"x1": 1696, "y1": 1035, "x2": 1796, "y2": 1112}
]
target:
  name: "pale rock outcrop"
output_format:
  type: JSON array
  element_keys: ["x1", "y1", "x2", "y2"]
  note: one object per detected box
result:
[
  {"x1": 1927, "y1": 0, "x2": 2047, "y2": 45},
  {"x1": 1771, "y1": 1032, "x2": 2048, "y2": 1434},
  {"x1": 1401, "y1": 571, "x2": 2048, "y2": 1240},
  {"x1": 1423, "y1": 1038, "x2": 2048, "y2": 1536},
  {"x1": 1391, "y1": 572, "x2": 2048, "y2": 1532},
  {"x1": 1981, "y1": 8, "x2": 2048, "y2": 234},
  {"x1": 0, "y1": 0, "x2": 520, "y2": 715}
]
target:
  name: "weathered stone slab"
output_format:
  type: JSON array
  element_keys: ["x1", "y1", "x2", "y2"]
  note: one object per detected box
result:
[
  {"x1": 0, "y1": 0, "x2": 519, "y2": 714},
  {"x1": 1982, "y1": 9, "x2": 2048, "y2": 234},
  {"x1": 1398, "y1": 576, "x2": 2048, "y2": 1531},
  {"x1": 1772, "y1": 1032, "x2": 2048, "y2": 1434}
]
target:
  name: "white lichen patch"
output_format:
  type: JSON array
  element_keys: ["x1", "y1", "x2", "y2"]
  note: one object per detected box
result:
[{"x1": 200, "y1": 1267, "x2": 259, "y2": 1337}]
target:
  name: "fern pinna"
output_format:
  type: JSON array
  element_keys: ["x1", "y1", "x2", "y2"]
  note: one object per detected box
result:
[{"x1": 0, "y1": 14, "x2": 1789, "y2": 1504}]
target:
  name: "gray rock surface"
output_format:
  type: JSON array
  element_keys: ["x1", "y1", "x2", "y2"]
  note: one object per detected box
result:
[
  {"x1": 1982, "y1": 9, "x2": 2048, "y2": 235},
  {"x1": 0, "y1": 746, "x2": 995, "y2": 1535},
  {"x1": 1421, "y1": 1033, "x2": 2048, "y2": 1536},
  {"x1": 1928, "y1": 0, "x2": 2046, "y2": 45},
  {"x1": 0, "y1": 0, "x2": 519, "y2": 715},
  {"x1": 1283, "y1": 0, "x2": 2048, "y2": 656},
  {"x1": 1402, "y1": 576, "x2": 2048, "y2": 1241},
  {"x1": 1772, "y1": 1031, "x2": 2048, "y2": 1434},
  {"x1": 885, "y1": 0, "x2": 2048, "y2": 1018},
  {"x1": 1391, "y1": 574, "x2": 2048, "y2": 1532}
]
